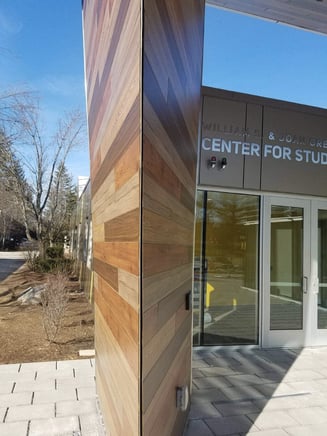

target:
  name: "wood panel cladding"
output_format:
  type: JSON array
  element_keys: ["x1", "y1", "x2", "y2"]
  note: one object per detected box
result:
[
  {"x1": 83, "y1": 0, "x2": 204, "y2": 434},
  {"x1": 82, "y1": 1, "x2": 141, "y2": 435},
  {"x1": 142, "y1": 1, "x2": 204, "y2": 436}
]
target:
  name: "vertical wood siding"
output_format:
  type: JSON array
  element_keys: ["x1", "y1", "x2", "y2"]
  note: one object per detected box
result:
[
  {"x1": 142, "y1": 1, "x2": 204, "y2": 435},
  {"x1": 82, "y1": 0, "x2": 141, "y2": 434}
]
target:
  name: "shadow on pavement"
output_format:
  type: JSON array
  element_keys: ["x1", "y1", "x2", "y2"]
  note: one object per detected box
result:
[{"x1": 185, "y1": 347, "x2": 327, "y2": 435}]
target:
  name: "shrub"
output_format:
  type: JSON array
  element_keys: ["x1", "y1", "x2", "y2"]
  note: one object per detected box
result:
[
  {"x1": 25, "y1": 244, "x2": 74, "y2": 274},
  {"x1": 24, "y1": 248, "x2": 39, "y2": 271},
  {"x1": 40, "y1": 272, "x2": 70, "y2": 343},
  {"x1": 46, "y1": 244, "x2": 64, "y2": 259}
]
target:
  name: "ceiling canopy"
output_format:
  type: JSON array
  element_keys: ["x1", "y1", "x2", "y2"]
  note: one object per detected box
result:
[{"x1": 207, "y1": 0, "x2": 327, "y2": 35}]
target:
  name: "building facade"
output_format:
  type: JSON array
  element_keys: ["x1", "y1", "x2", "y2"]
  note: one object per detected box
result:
[
  {"x1": 81, "y1": 1, "x2": 327, "y2": 435},
  {"x1": 194, "y1": 87, "x2": 327, "y2": 349}
]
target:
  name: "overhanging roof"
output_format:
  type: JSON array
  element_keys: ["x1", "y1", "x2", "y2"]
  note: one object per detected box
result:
[{"x1": 207, "y1": 0, "x2": 327, "y2": 35}]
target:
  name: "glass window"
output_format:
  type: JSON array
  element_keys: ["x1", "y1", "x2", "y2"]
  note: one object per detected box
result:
[
  {"x1": 193, "y1": 191, "x2": 260, "y2": 345},
  {"x1": 270, "y1": 206, "x2": 303, "y2": 330}
]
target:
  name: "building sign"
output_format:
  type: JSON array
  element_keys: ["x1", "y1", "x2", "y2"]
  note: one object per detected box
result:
[{"x1": 199, "y1": 89, "x2": 327, "y2": 197}]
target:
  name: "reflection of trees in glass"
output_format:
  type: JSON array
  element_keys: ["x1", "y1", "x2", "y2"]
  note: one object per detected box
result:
[{"x1": 206, "y1": 194, "x2": 258, "y2": 263}]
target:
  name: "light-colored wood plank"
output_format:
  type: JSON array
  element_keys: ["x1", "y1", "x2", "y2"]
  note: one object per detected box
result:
[
  {"x1": 95, "y1": 278, "x2": 139, "y2": 377},
  {"x1": 143, "y1": 282, "x2": 191, "y2": 345},
  {"x1": 93, "y1": 172, "x2": 140, "y2": 226},
  {"x1": 142, "y1": 263, "x2": 191, "y2": 311},
  {"x1": 143, "y1": 336, "x2": 191, "y2": 436},
  {"x1": 95, "y1": 305, "x2": 139, "y2": 435},
  {"x1": 93, "y1": 241, "x2": 139, "y2": 276},
  {"x1": 118, "y1": 269, "x2": 139, "y2": 311},
  {"x1": 115, "y1": 136, "x2": 140, "y2": 190},
  {"x1": 143, "y1": 312, "x2": 176, "y2": 377},
  {"x1": 142, "y1": 314, "x2": 191, "y2": 410}
]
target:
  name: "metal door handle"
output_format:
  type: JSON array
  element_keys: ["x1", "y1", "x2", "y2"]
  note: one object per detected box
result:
[{"x1": 303, "y1": 276, "x2": 308, "y2": 294}]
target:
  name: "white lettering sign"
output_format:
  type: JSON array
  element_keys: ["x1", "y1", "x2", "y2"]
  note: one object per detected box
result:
[{"x1": 202, "y1": 136, "x2": 327, "y2": 166}]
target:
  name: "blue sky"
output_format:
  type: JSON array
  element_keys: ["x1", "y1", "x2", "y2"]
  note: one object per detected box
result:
[
  {"x1": 204, "y1": 6, "x2": 327, "y2": 108},
  {"x1": 0, "y1": 0, "x2": 89, "y2": 181},
  {"x1": 0, "y1": 2, "x2": 326, "y2": 182}
]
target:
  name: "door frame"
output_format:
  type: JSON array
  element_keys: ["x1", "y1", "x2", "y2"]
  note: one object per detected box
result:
[
  {"x1": 310, "y1": 200, "x2": 327, "y2": 346},
  {"x1": 261, "y1": 196, "x2": 311, "y2": 348}
]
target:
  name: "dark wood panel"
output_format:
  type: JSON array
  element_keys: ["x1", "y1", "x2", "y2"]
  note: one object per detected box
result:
[
  {"x1": 93, "y1": 257, "x2": 118, "y2": 291},
  {"x1": 142, "y1": 174, "x2": 194, "y2": 229},
  {"x1": 143, "y1": 209, "x2": 193, "y2": 245},
  {"x1": 142, "y1": 0, "x2": 204, "y2": 435},
  {"x1": 142, "y1": 243, "x2": 193, "y2": 277},
  {"x1": 143, "y1": 54, "x2": 196, "y2": 179},
  {"x1": 104, "y1": 208, "x2": 139, "y2": 242}
]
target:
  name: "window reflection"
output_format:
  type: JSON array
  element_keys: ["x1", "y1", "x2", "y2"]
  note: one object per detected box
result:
[
  {"x1": 270, "y1": 206, "x2": 303, "y2": 330},
  {"x1": 193, "y1": 191, "x2": 259, "y2": 345}
]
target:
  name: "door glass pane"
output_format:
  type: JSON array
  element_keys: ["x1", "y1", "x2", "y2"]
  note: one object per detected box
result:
[
  {"x1": 202, "y1": 192, "x2": 259, "y2": 345},
  {"x1": 318, "y1": 209, "x2": 327, "y2": 329},
  {"x1": 270, "y1": 206, "x2": 303, "y2": 330}
]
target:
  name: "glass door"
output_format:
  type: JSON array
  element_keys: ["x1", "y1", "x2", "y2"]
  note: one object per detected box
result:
[
  {"x1": 262, "y1": 197, "x2": 311, "y2": 347},
  {"x1": 193, "y1": 191, "x2": 260, "y2": 346},
  {"x1": 310, "y1": 201, "x2": 327, "y2": 346}
]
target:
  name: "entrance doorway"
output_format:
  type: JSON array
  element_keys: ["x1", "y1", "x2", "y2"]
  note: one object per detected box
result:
[
  {"x1": 262, "y1": 196, "x2": 327, "y2": 347},
  {"x1": 193, "y1": 191, "x2": 327, "y2": 347}
]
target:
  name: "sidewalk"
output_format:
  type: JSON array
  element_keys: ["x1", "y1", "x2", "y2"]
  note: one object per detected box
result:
[
  {"x1": 0, "y1": 358, "x2": 105, "y2": 436},
  {"x1": 185, "y1": 347, "x2": 327, "y2": 436},
  {"x1": 3, "y1": 348, "x2": 327, "y2": 435}
]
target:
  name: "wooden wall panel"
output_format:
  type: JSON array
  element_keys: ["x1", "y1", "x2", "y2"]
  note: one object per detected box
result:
[
  {"x1": 82, "y1": 0, "x2": 141, "y2": 435},
  {"x1": 142, "y1": 1, "x2": 204, "y2": 436},
  {"x1": 83, "y1": 0, "x2": 204, "y2": 434}
]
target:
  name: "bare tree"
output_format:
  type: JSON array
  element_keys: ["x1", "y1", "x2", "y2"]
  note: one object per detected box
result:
[
  {"x1": 0, "y1": 93, "x2": 86, "y2": 256},
  {"x1": 0, "y1": 88, "x2": 35, "y2": 142}
]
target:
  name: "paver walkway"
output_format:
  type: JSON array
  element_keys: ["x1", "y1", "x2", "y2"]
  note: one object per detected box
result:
[
  {"x1": 3, "y1": 348, "x2": 327, "y2": 435},
  {"x1": 185, "y1": 347, "x2": 327, "y2": 436},
  {"x1": 0, "y1": 358, "x2": 105, "y2": 436}
]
